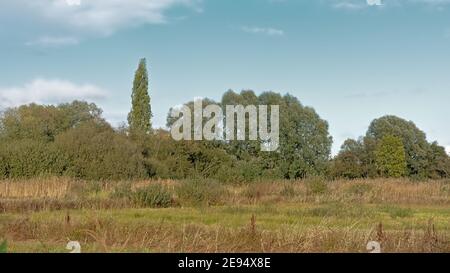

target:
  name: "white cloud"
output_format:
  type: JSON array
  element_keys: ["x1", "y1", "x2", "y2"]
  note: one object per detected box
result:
[
  {"x1": 413, "y1": 0, "x2": 450, "y2": 5},
  {"x1": 66, "y1": 0, "x2": 81, "y2": 6},
  {"x1": 331, "y1": 0, "x2": 383, "y2": 10},
  {"x1": 367, "y1": 0, "x2": 383, "y2": 6},
  {"x1": 241, "y1": 26, "x2": 285, "y2": 36},
  {"x1": 332, "y1": 1, "x2": 367, "y2": 10},
  {"x1": 1, "y1": 0, "x2": 200, "y2": 36},
  {"x1": 0, "y1": 79, "x2": 108, "y2": 109},
  {"x1": 446, "y1": 146, "x2": 450, "y2": 155},
  {"x1": 331, "y1": 0, "x2": 450, "y2": 10},
  {"x1": 25, "y1": 36, "x2": 79, "y2": 47},
  {"x1": 334, "y1": 0, "x2": 450, "y2": 9}
]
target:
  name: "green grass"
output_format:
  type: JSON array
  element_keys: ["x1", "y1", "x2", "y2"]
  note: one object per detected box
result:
[
  {"x1": 1, "y1": 178, "x2": 449, "y2": 253},
  {"x1": 1, "y1": 203, "x2": 449, "y2": 253},
  {"x1": 0, "y1": 239, "x2": 7, "y2": 253},
  {"x1": 2, "y1": 204, "x2": 449, "y2": 230}
]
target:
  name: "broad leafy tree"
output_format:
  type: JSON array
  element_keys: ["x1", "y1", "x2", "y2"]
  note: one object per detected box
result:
[
  {"x1": 0, "y1": 101, "x2": 104, "y2": 142},
  {"x1": 366, "y1": 115, "x2": 431, "y2": 178}
]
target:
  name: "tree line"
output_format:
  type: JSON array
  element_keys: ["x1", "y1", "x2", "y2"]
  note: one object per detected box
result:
[{"x1": 0, "y1": 59, "x2": 449, "y2": 181}]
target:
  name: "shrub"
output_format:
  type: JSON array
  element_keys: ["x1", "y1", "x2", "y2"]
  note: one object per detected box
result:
[
  {"x1": 132, "y1": 184, "x2": 173, "y2": 208},
  {"x1": 236, "y1": 160, "x2": 263, "y2": 182},
  {"x1": 55, "y1": 121, "x2": 146, "y2": 180},
  {"x1": 143, "y1": 158, "x2": 171, "y2": 179},
  {"x1": 176, "y1": 179, "x2": 226, "y2": 206},
  {"x1": 0, "y1": 140, "x2": 66, "y2": 178}
]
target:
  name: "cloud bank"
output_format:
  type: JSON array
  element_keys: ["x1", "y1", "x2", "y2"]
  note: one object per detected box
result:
[
  {"x1": 0, "y1": 79, "x2": 108, "y2": 109},
  {"x1": 0, "y1": 0, "x2": 200, "y2": 36},
  {"x1": 331, "y1": 0, "x2": 450, "y2": 10}
]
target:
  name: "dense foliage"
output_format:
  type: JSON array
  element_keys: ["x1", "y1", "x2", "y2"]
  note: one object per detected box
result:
[
  {"x1": 128, "y1": 58, "x2": 152, "y2": 134},
  {"x1": 375, "y1": 135, "x2": 407, "y2": 178},
  {"x1": 0, "y1": 60, "x2": 448, "y2": 181},
  {"x1": 166, "y1": 90, "x2": 333, "y2": 180},
  {"x1": 331, "y1": 116, "x2": 450, "y2": 179}
]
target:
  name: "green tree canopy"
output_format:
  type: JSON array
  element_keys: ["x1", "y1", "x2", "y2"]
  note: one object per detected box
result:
[
  {"x1": 167, "y1": 90, "x2": 333, "y2": 179},
  {"x1": 332, "y1": 116, "x2": 450, "y2": 180},
  {"x1": 427, "y1": 141, "x2": 450, "y2": 179},
  {"x1": 0, "y1": 101, "x2": 105, "y2": 142},
  {"x1": 331, "y1": 138, "x2": 366, "y2": 179},
  {"x1": 375, "y1": 135, "x2": 407, "y2": 178},
  {"x1": 128, "y1": 58, "x2": 152, "y2": 134},
  {"x1": 366, "y1": 115, "x2": 431, "y2": 177},
  {"x1": 55, "y1": 121, "x2": 146, "y2": 180},
  {"x1": 258, "y1": 92, "x2": 332, "y2": 178}
]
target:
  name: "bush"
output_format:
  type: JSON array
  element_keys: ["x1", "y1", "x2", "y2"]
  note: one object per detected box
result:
[
  {"x1": 305, "y1": 177, "x2": 328, "y2": 195},
  {"x1": 176, "y1": 179, "x2": 226, "y2": 206},
  {"x1": 0, "y1": 140, "x2": 66, "y2": 178},
  {"x1": 235, "y1": 160, "x2": 263, "y2": 182},
  {"x1": 132, "y1": 184, "x2": 173, "y2": 208},
  {"x1": 55, "y1": 121, "x2": 146, "y2": 180}
]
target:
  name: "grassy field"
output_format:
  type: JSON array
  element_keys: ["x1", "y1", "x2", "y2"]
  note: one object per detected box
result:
[{"x1": 0, "y1": 178, "x2": 449, "y2": 253}]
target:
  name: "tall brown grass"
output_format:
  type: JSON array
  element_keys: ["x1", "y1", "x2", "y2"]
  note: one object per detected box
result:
[
  {"x1": 0, "y1": 177, "x2": 72, "y2": 199},
  {"x1": 2, "y1": 214, "x2": 448, "y2": 253},
  {"x1": 0, "y1": 178, "x2": 449, "y2": 213},
  {"x1": 0, "y1": 178, "x2": 448, "y2": 253}
]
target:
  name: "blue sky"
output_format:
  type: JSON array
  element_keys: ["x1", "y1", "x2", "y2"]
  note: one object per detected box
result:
[{"x1": 0, "y1": 0, "x2": 450, "y2": 155}]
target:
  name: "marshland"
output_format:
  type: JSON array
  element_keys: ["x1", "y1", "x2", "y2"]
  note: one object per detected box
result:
[{"x1": 0, "y1": 178, "x2": 448, "y2": 253}]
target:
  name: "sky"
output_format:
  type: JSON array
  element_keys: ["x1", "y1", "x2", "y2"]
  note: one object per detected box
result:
[{"x1": 0, "y1": 0, "x2": 450, "y2": 155}]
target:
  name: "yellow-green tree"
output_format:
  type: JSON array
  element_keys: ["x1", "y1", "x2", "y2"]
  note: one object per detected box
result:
[{"x1": 375, "y1": 135, "x2": 407, "y2": 178}]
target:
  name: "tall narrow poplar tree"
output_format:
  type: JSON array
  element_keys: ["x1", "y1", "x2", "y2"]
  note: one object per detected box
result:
[{"x1": 128, "y1": 58, "x2": 152, "y2": 133}]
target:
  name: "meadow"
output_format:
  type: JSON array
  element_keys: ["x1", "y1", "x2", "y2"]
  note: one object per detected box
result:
[{"x1": 0, "y1": 178, "x2": 449, "y2": 253}]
